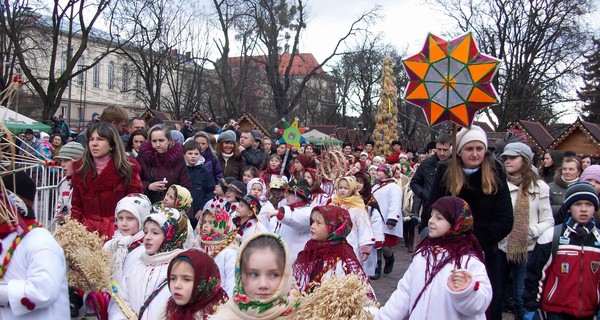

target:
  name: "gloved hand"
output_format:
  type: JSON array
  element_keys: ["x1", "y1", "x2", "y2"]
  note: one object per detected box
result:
[{"x1": 523, "y1": 310, "x2": 536, "y2": 320}]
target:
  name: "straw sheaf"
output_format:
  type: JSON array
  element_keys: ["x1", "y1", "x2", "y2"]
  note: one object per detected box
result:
[
  {"x1": 293, "y1": 275, "x2": 376, "y2": 320},
  {"x1": 54, "y1": 219, "x2": 112, "y2": 292}
]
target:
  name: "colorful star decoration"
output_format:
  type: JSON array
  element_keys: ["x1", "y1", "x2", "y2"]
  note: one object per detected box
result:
[
  {"x1": 402, "y1": 33, "x2": 501, "y2": 127},
  {"x1": 277, "y1": 118, "x2": 307, "y2": 149}
]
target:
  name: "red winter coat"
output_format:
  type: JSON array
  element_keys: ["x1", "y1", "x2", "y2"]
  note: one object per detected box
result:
[{"x1": 71, "y1": 158, "x2": 143, "y2": 241}]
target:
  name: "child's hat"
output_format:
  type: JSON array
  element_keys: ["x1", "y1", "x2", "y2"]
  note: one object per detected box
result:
[
  {"x1": 269, "y1": 177, "x2": 287, "y2": 190},
  {"x1": 563, "y1": 182, "x2": 599, "y2": 212},
  {"x1": 295, "y1": 154, "x2": 312, "y2": 169},
  {"x1": 145, "y1": 207, "x2": 189, "y2": 253},
  {"x1": 170, "y1": 184, "x2": 192, "y2": 211},
  {"x1": 201, "y1": 208, "x2": 235, "y2": 239},
  {"x1": 114, "y1": 193, "x2": 152, "y2": 231},
  {"x1": 286, "y1": 178, "x2": 311, "y2": 202},
  {"x1": 218, "y1": 177, "x2": 236, "y2": 192},
  {"x1": 430, "y1": 196, "x2": 474, "y2": 235},
  {"x1": 376, "y1": 164, "x2": 392, "y2": 177},
  {"x1": 227, "y1": 181, "x2": 247, "y2": 196},
  {"x1": 580, "y1": 165, "x2": 600, "y2": 184},
  {"x1": 312, "y1": 205, "x2": 353, "y2": 240},
  {"x1": 54, "y1": 142, "x2": 85, "y2": 161},
  {"x1": 237, "y1": 194, "x2": 262, "y2": 216}
]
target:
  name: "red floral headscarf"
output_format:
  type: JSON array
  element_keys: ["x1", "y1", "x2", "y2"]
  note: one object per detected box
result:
[{"x1": 165, "y1": 249, "x2": 228, "y2": 319}]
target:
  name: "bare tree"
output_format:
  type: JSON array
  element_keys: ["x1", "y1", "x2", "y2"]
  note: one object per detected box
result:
[
  {"x1": 109, "y1": 0, "x2": 201, "y2": 116},
  {"x1": 432, "y1": 0, "x2": 594, "y2": 130},
  {"x1": 0, "y1": 0, "x2": 118, "y2": 121}
]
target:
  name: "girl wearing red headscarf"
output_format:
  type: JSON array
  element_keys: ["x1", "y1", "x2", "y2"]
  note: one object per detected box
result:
[
  {"x1": 304, "y1": 168, "x2": 330, "y2": 206},
  {"x1": 165, "y1": 249, "x2": 228, "y2": 319},
  {"x1": 293, "y1": 205, "x2": 374, "y2": 299}
]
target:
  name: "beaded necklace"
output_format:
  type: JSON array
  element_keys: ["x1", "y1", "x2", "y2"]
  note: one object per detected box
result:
[
  {"x1": 137, "y1": 278, "x2": 168, "y2": 319},
  {"x1": 0, "y1": 222, "x2": 42, "y2": 281}
]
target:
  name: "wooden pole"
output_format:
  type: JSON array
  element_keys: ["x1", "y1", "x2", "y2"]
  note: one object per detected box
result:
[{"x1": 451, "y1": 123, "x2": 458, "y2": 196}]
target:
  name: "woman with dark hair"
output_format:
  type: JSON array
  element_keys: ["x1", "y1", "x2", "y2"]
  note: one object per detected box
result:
[
  {"x1": 70, "y1": 122, "x2": 143, "y2": 239},
  {"x1": 125, "y1": 129, "x2": 147, "y2": 158},
  {"x1": 194, "y1": 131, "x2": 223, "y2": 182},
  {"x1": 215, "y1": 130, "x2": 246, "y2": 180},
  {"x1": 540, "y1": 150, "x2": 563, "y2": 184},
  {"x1": 137, "y1": 124, "x2": 191, "y2": 203}
]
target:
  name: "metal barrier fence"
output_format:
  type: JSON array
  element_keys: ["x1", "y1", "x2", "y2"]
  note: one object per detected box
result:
[{"x1": 10, "y1": 162, "x2": 64, "y2": 231}]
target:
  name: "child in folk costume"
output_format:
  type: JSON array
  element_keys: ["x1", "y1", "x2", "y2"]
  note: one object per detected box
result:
[
  {"x1": 330, "y1": 176, "x2": 375, "y2": 265},
  {"x1": 204, "y1": 177, "x2": 232, "y2": 212},
  {"x1": 197, "y1": 209, "x2": 240, "y2": 297},
  {"x1": 233, "y1": 195, "x2": 267, "y2": 243},
  {"x1": 109, "y1": 207, "x2": 189, "y2": 320},
  {"x1": 0, "y1": 184, "x2": 70, "y2": 319},
  {"x1": 223, "y1": 180, "x2": 246, "y2": 217},
  {"x1": 156, "y1": 184, "x2": 195, "y2": 248},
  {"x1": 354, "y1": 171, "x2": 386, "y2": 279},
  {"x1": 290, "y1": 154, "x2": 312, "y2": 180},
  {"x1": 103, "y1": 193, "x2": 152, "y2": 286},
  {"x1": 260, "y1": 154, "x2": 285, "y2": 188},
  {"x1": 164, "y1": 249, "x2": 228, "y2": 320},
  {"x1": 53, "y1": 142, "x2": 85, "y2": 224},
  {"x1": 293, "y1": 205, "x2": 375, "y2": 299},
  {"x1": 377, "y1": 196, "x2": 491, "y2": 319},
  {"x1": 210, "y1": 233, "x2": 301, "y2": 320},
  {"x1": 263, "y1": 178, "x2": 313, "y2": 265},
  {"x1": 304, "y1": 168, "x2": 330, "y2": 206},
  {"x1": 247, "y1": 178, "x2": 276, "y2": 228},
  {"x1": 371, "y1": 164, "x2": 403, "y2": 275}
]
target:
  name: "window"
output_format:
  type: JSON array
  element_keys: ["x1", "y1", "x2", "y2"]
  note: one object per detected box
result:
[
  {"x1": 92, "y1": 63, "x2": 100, "y2": 88},
  {"x1": 108, "y1": 61, "x2": 115, "y2": 90},
  {"x1": 61, "y1": 49, "x2": 72, "y2": 73},
  {"x1": 136, "y1": 72, "x2": 142, "y2": 90},
  {"x1": 121, "y1": 63, "x2": 129, "y2": 91},
  {"x1": 76, "y1": 58, "x2": 84, "y2": 86}
]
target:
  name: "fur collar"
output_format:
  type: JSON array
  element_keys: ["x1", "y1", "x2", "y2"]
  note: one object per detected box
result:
[{"x1": 139, "y1": 140, "x2": 184, "y2": 167}]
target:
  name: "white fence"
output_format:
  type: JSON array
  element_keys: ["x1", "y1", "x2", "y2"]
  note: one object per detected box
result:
[{"x1": 10, "y1": 162, "x2": 63, "y2": 231}]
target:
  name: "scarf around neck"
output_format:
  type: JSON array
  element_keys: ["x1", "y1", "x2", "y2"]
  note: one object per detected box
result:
[{"x1": 506, "y1": 173, "x2": 530, "y2": 262}]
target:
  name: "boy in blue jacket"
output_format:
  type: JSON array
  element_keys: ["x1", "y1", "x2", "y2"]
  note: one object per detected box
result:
[
  {"x1": 183, "y1": 140, "x2": 215, "y2": 229},
  {"x1": 523, "y1": 182, "x2": 600, "y2": 320}
]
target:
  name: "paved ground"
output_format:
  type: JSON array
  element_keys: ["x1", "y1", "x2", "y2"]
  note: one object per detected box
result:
[{"x1": 371, "y1": 245, "x2": 514, "y2": 319}]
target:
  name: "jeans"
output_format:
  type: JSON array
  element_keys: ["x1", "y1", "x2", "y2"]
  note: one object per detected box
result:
[{"x1": 490, "y1": 250, "x2": 532, "y2": 320}]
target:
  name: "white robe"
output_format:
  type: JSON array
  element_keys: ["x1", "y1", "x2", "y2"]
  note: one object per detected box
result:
[
  {"x1": 376, "y1": 252, "x2": 491, "y2": 320},
  {"x1": 213, "y1": 247, "x2": 237, "y2": 298},
  {"x1": 109, "y1": 249, "x2": 182, "y2": 320},
  {"x1": 267, "y1": 205, "x2": 312, "y2": 264},
  {"x1": 0, "y1": 227, "x2": 70, "y2": 319},
  {"x1": 372, "y1": 181, "x2": 404, "y2": 238}
]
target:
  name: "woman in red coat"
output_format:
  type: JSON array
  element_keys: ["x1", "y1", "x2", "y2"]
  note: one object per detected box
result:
[{"x1": 71, "y1": 122, "x2": 143, "y2": 240}]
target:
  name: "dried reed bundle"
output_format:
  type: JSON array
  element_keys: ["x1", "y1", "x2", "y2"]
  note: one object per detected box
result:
[
  {"x1": 54, "y1": 220, "x2": 137, "y2": 319},
  {"x1": 293, "y1": 275, "x2": 377, "y2": 320}
]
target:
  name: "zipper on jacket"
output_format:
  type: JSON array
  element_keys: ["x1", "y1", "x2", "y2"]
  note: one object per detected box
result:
[{"x1": 579, "y1": 244, "x2": 584, "y2": 317}]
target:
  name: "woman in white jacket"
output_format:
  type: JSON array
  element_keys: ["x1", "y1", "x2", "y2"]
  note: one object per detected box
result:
[
  {"x1": 490, "y1": 142, "x2": 554, "y2": 320},
  {"x1": 109, "y1": 207, "x2": 189, "y2": 320}
]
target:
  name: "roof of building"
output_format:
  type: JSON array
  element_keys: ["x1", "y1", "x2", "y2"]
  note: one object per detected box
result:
[{"x1": 515, "y1": 120, "x2": 555, "y2": 150}]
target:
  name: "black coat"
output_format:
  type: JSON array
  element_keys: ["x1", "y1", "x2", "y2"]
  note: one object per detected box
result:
[
  {"x1": 409, "y1": 154, "x2": 442, "y2": 215},
  {"x1": 423, "y1": 158, "x2": 514, "y2": 255}
]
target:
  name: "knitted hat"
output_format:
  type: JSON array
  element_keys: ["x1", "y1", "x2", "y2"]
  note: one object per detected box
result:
[
  {"x1": 54, "y1": 142, "x2": 85, "y2": 161},
  {"x1": 218, "y1": 177, "x2": 236, "y2": 192},
  {"x1": 237, "y1": 194, "x2": 262, "y2": 216},
  {"x1": 295, "y1": 154, "x2": 312, "y2": 169},
  {"x1": 359, "y1": 151, "x2": 368, "y2": 158},
  {"x1": 456, "y1": 125, "x2": 488, "y2": 152},
  {"x1": 39, "y1": 132, "x2": 49, "y2": 141},
  {"x1": 311, "y1": 205, "x2": 353, "y2": 241},
  {"x1": 145, "y1": 207, "x2": 189, "y2": 253},
  {"x1": 430, "y1": 196, "x2": 474, "y2": 236},
  {"x1": 391, "y1": 140, "x2": 402, "y2": 147},
  {"x1": 246, "y1": 178, "x2": 267, "y2": 201},
  {"x1": 580, "y1": 165, "x2": 600, "y2": 184},
  {"x1": 399, "y1": 153, "x2": 408, "y2": 160},
  {"x1": 501, "y1": 142, "x2": 532, "y2": 163},
  {"x1": 364, "y1": 139, "x2": 375, "y2": 147},
  {"x1": 92, "y1": 112, "x2": 100, "y2": 117},
  {"x1": 286, "y1": 178, "x2": 311, "y2": 202},
  {"x1": 217, "y1": 130, "x2": 236, "y2": 143},
  {"x1": 114, "y1": 193, "x2": 152, "y2": 232},
  {"x1": 170, "y1": 184, "x2": 192, "y2": 211},
  {"x1": 171, "y1": 130, "x2": 185, "y2": 145},
  {"x1": 562, "y1": 182, "x2": 599, "y2": 212},
  {"x1": 227, "y1": 181, "x2": 247, "y2": 197}
]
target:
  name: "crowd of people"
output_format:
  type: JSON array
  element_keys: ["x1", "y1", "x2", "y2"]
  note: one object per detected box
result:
[{"x1": 4, "y1": 105, "x2": 600, "y2": 319}]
